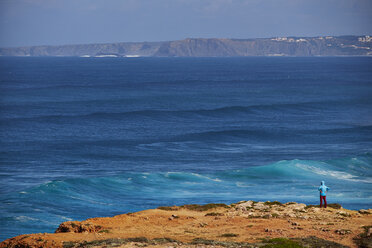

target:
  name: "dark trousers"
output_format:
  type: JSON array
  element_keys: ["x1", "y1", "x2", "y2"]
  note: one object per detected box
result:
[{"x1": 320, "y1": 195, "x2": 327, "y2": 208}]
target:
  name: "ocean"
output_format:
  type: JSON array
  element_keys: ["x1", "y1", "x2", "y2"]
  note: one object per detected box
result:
[{"x1": 0, "y1": 57, "x2": 371, "y2": 241}]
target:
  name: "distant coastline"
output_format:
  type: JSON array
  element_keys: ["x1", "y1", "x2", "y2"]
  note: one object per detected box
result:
[{"x1": 1, "y1": 35, "x2": 371, "y2": 57}]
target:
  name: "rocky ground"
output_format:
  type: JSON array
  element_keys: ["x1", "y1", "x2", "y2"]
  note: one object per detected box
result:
[{"x1": 1, "y1": 201, "x2": 371, "y2": 248}]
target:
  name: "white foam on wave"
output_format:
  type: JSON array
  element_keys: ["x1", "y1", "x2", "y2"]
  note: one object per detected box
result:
[
  {"x1": 164, "y1": 172, "x2": 222, "y2": 182},
  {"x1": 61, "y1": 216, "x2": 73, "y2": 221},
  {"x1": 191, "y1": 173, "x2": 222, "y2": 182},
  {"x1": 95, "y1": 54, "x2": 118, "y2": 57},
  {"x1": 15, "y1": 216, "x2": 38, "y2": 222},
  {"x1": 68, "y1": 195, "x2": 113, "y2": 206},
  {"x1": 236, "y1": 182, "x2": 251, "y2": 188},
  {"x1": 294, "y1": 163, "x2": 372, "y2": 183}
]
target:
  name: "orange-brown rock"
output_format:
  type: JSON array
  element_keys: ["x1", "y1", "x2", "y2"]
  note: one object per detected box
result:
[{"x1": 1, "y1": 201, "x2": 371, "y2": 248}]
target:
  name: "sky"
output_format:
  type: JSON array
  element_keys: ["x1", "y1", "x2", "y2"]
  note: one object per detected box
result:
[{"x1": 0, "y1": 0, "x2": 371, "y2": 47}]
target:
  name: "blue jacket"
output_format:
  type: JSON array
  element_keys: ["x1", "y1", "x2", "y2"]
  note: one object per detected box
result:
[{"x1": 318, "y1": 181, "x2": 329, "y2": 196}]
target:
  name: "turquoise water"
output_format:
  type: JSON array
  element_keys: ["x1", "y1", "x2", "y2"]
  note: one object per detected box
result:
[{"x1": 0, "y1": 57, "x2": 371, "y2": 241}]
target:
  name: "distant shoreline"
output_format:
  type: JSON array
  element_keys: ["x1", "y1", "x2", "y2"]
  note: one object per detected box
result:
[
  {"x1": 1, "y1": 55, "x2": 372, "y2": 58},
  {"x1": 1, "y1": 35, "x2": 371, "y2": 57}
]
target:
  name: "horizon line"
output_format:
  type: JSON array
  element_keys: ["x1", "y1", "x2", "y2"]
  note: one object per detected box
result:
[{"x1": 1, "y1": 34, "x2": 371, "y2": 49}]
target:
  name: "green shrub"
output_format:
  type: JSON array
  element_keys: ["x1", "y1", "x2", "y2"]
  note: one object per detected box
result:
[
  {"x1": 157, "y1": 206, "x2": 178, "y2": 211},
  {"x1": 205, "y1": 212, "x2": 224, "y2": 216},
  {"x1": 262, "y1": 238, "x2": 303, "y2": 248},
  {"x1": 181, "y1": 203, "x2": 228, "y2": 211},
  {"x1": 220, "y1": 233, "x2": 239, "y2": 237},
  {"x1": 305, "y1": 203, "x2": 342, "y2": 209},
  {"x1": 264, "y1": 201, "x2": 283, "y2": 206}
]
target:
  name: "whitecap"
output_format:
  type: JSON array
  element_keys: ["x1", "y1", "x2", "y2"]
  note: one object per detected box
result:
[
  {"x1": 294, "y1": 163, "x2": 372, "y2": 183},
  {"x1": 236, "y1": 182, "x2": 251, "y2": 188},
  {"x1": 191, "y1": 173, "x2": 222, "y2": 182},
  {"x1": 15, "y1": 216, "x2": 38, "y2": 222},
  {"x1": 61, "y1": 216, "x2": 73, "y2": 221}
]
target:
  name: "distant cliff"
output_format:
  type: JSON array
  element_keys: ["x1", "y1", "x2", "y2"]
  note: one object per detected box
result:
[{"x1": 1, "y1": 35, "x2": 371, "y2": 57}]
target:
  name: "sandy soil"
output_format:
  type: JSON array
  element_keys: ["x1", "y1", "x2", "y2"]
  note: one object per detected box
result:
[{"x1": 1, "y1": 201, "x2": 371, "y2": 248}]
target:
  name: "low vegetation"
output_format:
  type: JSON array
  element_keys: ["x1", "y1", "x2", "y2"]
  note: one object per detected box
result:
[
  {"x1": 264, "y1": 201, "x2": 283, "y2": 206},
  {"x1": 353, "y1": 225, "x2": 372, "y2": 248},
  {"x1": 157, "y1": 206, "x2": 179, "y2": 211},
  {"x1": 205, "y1": 212, "x2": 224, "y2": 216},
  {"x1": 220, "y1": 233, "x2": 239, "y2": 237},
  {"x1": 62, "y1": 236, "x2": 349, "y2": 248},
  {"x1": 181, "y1": 203, "x2": 229, "y2": 211},
  {"x1": 304, "y1": 203, "x2": 342, "y2": 209},
  {"x1": 261, "y1": 238, "x2": 303, "y2": 248}
]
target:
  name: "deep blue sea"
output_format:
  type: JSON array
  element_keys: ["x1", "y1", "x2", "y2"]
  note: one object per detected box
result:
[{"x1": 0, "y1": 57, "x2": 371, "y2": 241}]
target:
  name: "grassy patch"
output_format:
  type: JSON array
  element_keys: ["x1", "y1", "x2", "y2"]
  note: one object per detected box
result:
[
  {"x1": 205, "y1": 212, "x2": 224, "y2": 216},
  {"x1": 126, "y1": 237, "x2": 149, "y2": 243},
  {"x1": 353, "y1": 225, "x2": 372, "y2": 248},
  {"x1": 328, "y1": 203, "x2": 342, "y2": 209},
  {"x1": 181, "y1": 203, "x2": 228, "y2": 211},
  {"x1": 262, "y1": 238, "x2": 303, "y2": 248},
  {"x1": 191, "y1": 238, "x2": 218, "y2": 246},
  {"x1": 294, "y1": 236, "x2": 349, "y2": 248},
  {"x1": 157, "y1": 206, "x2": 178, "y2": 211},
  {"x1": 98, "y1": 229, "x2": 110, "y2": 233},
  {"x1": 264, "y1": 201, "x2": 283, "y2": 206},
  {"x1": 190, "y1": 238, "x2": 241, "y2": 247},
  {"x1": 63, "y1": 237, "x2": 179, "y2": 248},
  {"x1": 61, "y1": 236, "x2": 349, "y2": 248},
  {"x1": 191, "y1": 237, "x2": 305, "y2": 248},
  {"x1": 62, "y1": 242, "x2": 76, "y2": 248},
  {"x1": 305, "y1": 203, "x2": 342, "y2": 209},
  {"x1": 220, "y1": 233, "x2": 239, "y2": 237},
  {"x1": 153, "y1": 237, "x2": 179, "y2": 244}
]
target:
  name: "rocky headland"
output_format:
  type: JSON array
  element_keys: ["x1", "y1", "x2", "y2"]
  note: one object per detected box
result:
[{"x1": 1, "y1": 201, "x2": 371, "y2": 248}]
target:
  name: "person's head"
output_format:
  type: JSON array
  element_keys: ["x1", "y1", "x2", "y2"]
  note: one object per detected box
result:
[{"x1": 321, "y1": 181, "x2": 325, "y2": 185}]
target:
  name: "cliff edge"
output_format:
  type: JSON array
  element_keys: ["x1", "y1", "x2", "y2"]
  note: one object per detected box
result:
[{"x1": 1, "y1": 201, "x2": 371, "y2": 248}]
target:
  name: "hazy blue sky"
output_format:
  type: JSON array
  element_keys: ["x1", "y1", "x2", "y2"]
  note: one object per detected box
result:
[{"x1": 0, "y1": 0, "x2": 371, "y2": 47}]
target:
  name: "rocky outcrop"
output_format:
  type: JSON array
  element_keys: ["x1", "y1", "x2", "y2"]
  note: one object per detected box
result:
[
  {"x1": 55, "y1": 221, "x2": 103, "y2": 233},
  {"x1": 1, "y1": 201, "x2": 371, "y2": 248},
  {"x1": 229, "y1": 201, "x2": 359, "y2": 220}
]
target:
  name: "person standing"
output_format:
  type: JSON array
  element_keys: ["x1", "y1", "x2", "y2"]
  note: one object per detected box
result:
[{"x1": 318, "y1": 181, "x2": 330, "y2": 208}]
